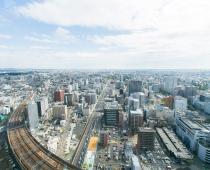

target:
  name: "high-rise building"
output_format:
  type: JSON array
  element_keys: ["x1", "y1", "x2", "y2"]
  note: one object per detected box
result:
[
  {"x1": 54, "y1": 90, "x2": 65, "y2": 102},
  {"x1": 118, "y1": 111, "x2": 124, "y2": 128},
  {"x1": 99, "y1": 130, "x2": 109, "y2": 147},
  {"x1": 133, "y1": 99, "x2": 140, "y2": 111},
  {"x1": 139, "y1": 92, "x2": 145, "y2": 107},
  {"x1": 129, "y1": 109, "x2": 143, "y2": 132},
  {"x1": 73, "y1": 83, "x2": 79, "y2": 91},
  {"x1": 36, "y1": 100, "x2": 45, "y2": 117},
  {"x1": 104, "y1": 101, "x2": 119, "y2": 127},
  {"x1": 174, "y1": 96, "x2": 187, "y2": 111},
  {"x1": 64, "y1": 93, "x2": 75, "y2": 106},
  {"x1": 130, "y1": 92, "x2": 145, "y2": 107},
  {"x1": 27, "y1": 102, "x2": 39, "y2": 131},
  {"x1": 52, "y1": 105, "x2": 68, "y2": 120},
  {"x1": 129, "y1": 80, "x2": 142, "y2": 95},
  {"x1": 185, "y1": 86, "x2": 197, "y2": 98},
  {"x1": 86, "y1": 92, "x2": 97, "y2": 105},
  {"x1": 162, "y1": 76, "x2": 177, "y2": 94},
  {"x1": 137, "y1": 127, "x2": 155, "y2": 151},
  {"x1": 128, "y1": 97, "x2": 140, "y2": 111}
]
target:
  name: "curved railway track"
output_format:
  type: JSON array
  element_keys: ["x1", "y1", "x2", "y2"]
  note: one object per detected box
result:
[{"x1": 7, "y1": 103, "x2": 80, "y2": 170}]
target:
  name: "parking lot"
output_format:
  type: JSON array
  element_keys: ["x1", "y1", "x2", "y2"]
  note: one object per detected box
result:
[
  {"x1": 94, "y1": 128, "x2": 131, "y2": 170},
  {"x1": 139, "y1": 138, "x2": 173, "y2": 170}
]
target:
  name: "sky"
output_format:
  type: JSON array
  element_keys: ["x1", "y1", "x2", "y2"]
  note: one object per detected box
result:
[{"x1": 0, "y1": 0, "x2": 210, "y2": 69}]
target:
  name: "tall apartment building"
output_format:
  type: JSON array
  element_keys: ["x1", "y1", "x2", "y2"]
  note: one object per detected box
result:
[
  {"x1": 52, "y1": 105, "x2": 68, "y2": 120},
  {"x1": 137, "y1": 127, "x2": 155, "y2": 151},
  {"x1": 27, "y1": 101, "x2": 39, "y2": 131},
  {"x1": 104, "y1": 101, "x2": 119, "y2": 127},
  {"x1": 86, "y1": 92, "x2": 97, "y2": 105},
  {"x1": 64, "y1": 93, "x2": 75, "y2": 106},
  {"x1": 129, "y1": 80, "x2": 142, "y2": 95},
  {"x1": 99, "y1": 130, "x2": 109, "y2": 147},
  {"x1": 162, "y1": 76, "x2": 177, "y2": 94},
  {"x1": 36, "y1": 100, "x2": 44, "y2": 117},
  {"x1": 129, "y1": 109, "x2": 143, "y2": 132},
  {"x1": 174, "y1": 96, "x2": 187, "y2": 112},
  {"x1": 54, "y1": 90, "x2": 65, "y2": 102},
  {"x1": 184, "y1": 85, "x2": 197, "y2": 98},
  {"x1": 130, "y1": 92, "x2": 145, "y2": 107}
]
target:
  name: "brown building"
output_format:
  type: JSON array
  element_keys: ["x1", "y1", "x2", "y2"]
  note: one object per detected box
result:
[
  {"x1": 138, "y1": 127, "x2": 155, "y2": 151},
  {"x1": 99, "y1": 130, "x2": 109, "y2": 147},
  {"x1": 162, "y1": 96, "x2": 174, "y2": 109},
  {"x1": 54, "y1": 90, "x2": 65, "y2": 102}
]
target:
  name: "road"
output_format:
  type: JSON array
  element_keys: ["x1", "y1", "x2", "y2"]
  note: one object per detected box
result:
[{"x1": 71, "y1": 81, "x2": 109, "y2": 167}]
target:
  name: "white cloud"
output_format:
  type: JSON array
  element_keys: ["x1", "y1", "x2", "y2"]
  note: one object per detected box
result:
[
  {"x1": 0, "y1": 45, "x2": 9, "y2": 49},
  {"x1": 24, "y1": 27, "x2": 76, "y2": 44},
  {"x1": 7, "y1": 0, "x2": 210, "y2": 69},
  {"x1": 0, "y1": 34, "x2": 12, "y2": 40},
  {"x1": 17, "y1": 0, "x2": 210, "y2": 31},
  {"x1": 24, "y1": 35, "x2": 55, "y2": 43},
  {"x1": 29, "y1": 45, "x2": 52, "y2": 50},
  {"x1": 55, "y1": 27, "x2": 75, "y2": 41}
]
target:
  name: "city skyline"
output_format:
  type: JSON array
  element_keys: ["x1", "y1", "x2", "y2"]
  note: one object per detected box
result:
[{"x1": 1, "y1": 0, "x2": 210, "y2": 69}]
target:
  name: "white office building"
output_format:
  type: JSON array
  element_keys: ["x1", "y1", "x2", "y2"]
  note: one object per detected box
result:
[
  {"x1": 174, "y1": 96, "x2": 187, "y2": 112},
  {"x1": 162, "y1": 76, "x2": 177, "y2": 94},
  {"x1": 198, "y1": 138, "x2": 210, "y2": 163},
  {"x1": 131, "y1": 92, "x2": 145, "y2": 107},
  {"x1": 27, "y1": 101, "x2": 39, "y2": 131},
  {"x1": 204, "y1": 102, "x2": 210, "y2": 114},
  {"x1": 176, "y1": 115, "x2": 210, "y2": 157},
  {"x1": 128, "y1": 97, "x2": 139, "y2": 111}
]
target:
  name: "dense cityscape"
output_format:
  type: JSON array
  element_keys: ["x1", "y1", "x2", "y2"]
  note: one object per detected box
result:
[
  {"x1": 1, "y1": 0, "x2": 210, "y2": 169},
  {"x1": 1, "y1": 70, "x2": 210, "y2": 170}
]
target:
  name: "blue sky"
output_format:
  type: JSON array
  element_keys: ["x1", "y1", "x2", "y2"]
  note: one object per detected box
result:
[{"x1": 0, "y1": 0, "x2": 210, "y2": 69}]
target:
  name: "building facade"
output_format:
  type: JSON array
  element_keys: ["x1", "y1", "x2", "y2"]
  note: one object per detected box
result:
[
  {"x1": 54, "y1": 90, "x2": 65, "y2": 102},
  {"x1": 137, "y1": 127, "x2": 155, "y2": 151},
  {"x1": 129, "y1": 80, "x2": 142, "y2": 95},
  {"x1": 27, "y1": 101, "x2": 39, "y2": 131},
  {"x1": 104, "y1": 102, "x2": 119, "y2": 127}
]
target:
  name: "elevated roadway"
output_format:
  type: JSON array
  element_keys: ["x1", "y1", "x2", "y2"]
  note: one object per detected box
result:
[{"x1": 72, "y1": 82, "x2": 109, "y2": 167}]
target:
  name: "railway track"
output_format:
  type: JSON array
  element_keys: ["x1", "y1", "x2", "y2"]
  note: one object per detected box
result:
[
  {"x1": 71, "y1": 113, "x2": 97, "y2": 166},
  {"x1": 7, "y1": 102, "x2": 80, "y2": 170}
]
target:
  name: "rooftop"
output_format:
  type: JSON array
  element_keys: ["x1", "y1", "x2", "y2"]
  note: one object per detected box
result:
[
  {"x1": 104, "y1": 101, "x2": 118, "y2": 110},
  {"x1": 139, "y1": 127, "x2": 155, "y2": 133},
  {"x1": 130, "y1": 109, "x2": 143, "y2": 115}
]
